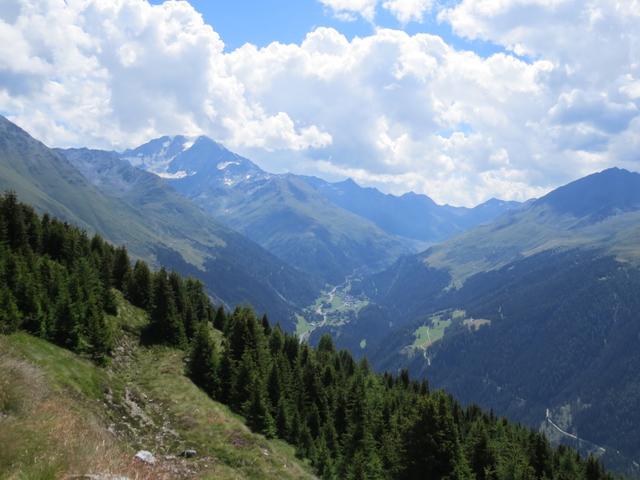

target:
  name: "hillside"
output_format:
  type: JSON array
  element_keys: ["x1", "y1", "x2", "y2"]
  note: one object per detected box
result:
[
  {"x1": 363, "y1": 249, "x2": 640, "y2": 475},
  {"x1": 307, "y1": 168, "x2": 640, "y2": 475},
  {"x1": 361, "y1": 168, "x2": 640, "y2": 320},
  {"x1": 0, "y1": 115, "x2": 319, "y2": 327},
  {"x1": 0, "y1": 300, "x2": 316, "y2": 480},
  {"x1": 420, "y1": 168, "x2": 640, "y2": 286},
  {"x1": 60, "y1": 147, "x2": 320, "y2": 324}
]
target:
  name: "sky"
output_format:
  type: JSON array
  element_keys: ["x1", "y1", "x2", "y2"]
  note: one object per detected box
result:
[{"x1": 1, "y1": 0, "x2": 639, "y2": 206}]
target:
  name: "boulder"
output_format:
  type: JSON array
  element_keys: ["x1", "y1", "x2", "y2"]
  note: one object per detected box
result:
[{"x1": 134, "y1": 450, "x2": 156, "y2": 465}]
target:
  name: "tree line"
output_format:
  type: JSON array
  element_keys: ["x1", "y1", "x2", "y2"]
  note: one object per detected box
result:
[{"x1": 0, "y1": 192, "x2": 614, "y2": 480}]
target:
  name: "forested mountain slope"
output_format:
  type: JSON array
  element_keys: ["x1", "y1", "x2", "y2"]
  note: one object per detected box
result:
[
  {"x1": 0, "y1": 116, "x2": 318, "y2": 326},
  {"x1": 362, "y1": 168, "x2": 640, "y2": 321},
  {"x1": 308, "y1": 168, "x2": 640, "y2": 475},
  {"x1": 418, "y1": 167, "x2": 640, "y2": 286},
  {"x1": 0, "y1": 194, "x2": 613, "y2": 480}
]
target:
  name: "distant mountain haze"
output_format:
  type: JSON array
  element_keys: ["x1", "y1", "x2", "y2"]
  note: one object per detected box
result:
[
  {"x1": 120, "y1": 134, "x2": 520, "y2": 283},
  {"x1": 306, "y1": 175, "x2": 522, "y2": 242}
]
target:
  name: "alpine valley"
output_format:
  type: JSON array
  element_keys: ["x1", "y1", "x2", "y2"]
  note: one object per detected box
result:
[
  {"x1": 310, "y1": 167, "x2": 640, "y2": 476},
  {"x1": 0, "y1": 114, "x2": 636, "y2": 479}
]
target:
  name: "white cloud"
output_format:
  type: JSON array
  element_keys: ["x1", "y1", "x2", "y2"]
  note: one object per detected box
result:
[
  {"x1": 0, "y1": 0, "x2": 331, "y2": 152},
  {"x1": 0, "y1": 0, "x2": 639, "y2": 206},
  {"x1": 382, "y1": 0, "x2": 434, "y2": 24},
  {"x1": 225, "y1": 27, "x2": 561, "y2": 204},
  {"x1": 317, "y1": 0, "x2": 378, "y2": 22}
]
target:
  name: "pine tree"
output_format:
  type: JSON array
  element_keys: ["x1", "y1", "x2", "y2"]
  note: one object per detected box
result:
[
  {"x1": 187, "y1": 322, "x2": 219, "y2": 396},
  {"x1": 216, "y1": 350, "x2": 234, "y2": 404},
  {"x1": 585, "y1": 455, "x2": 605, "y2": 480},
  {"x1": 0, "y1": 285, "x2": 21, "y2": 333},
  {"x1": 261, "y1": 313, "x2": 271, "y2": 335},
  {"x1": 232, "y1": 351, "x2": 257, "y2": 410},
  {"x1": 318, "y1": 334, "x2": 335, "y2": 353},
  {"x1": 85, "y1": 301, "x2": 113, "y2": 364},
  {"x1": 2, "y1": 191, "x2": 28, "y2": 250},
  {"x1": 268, "y1": 324, "x2": 285, "y2": 355},
  {"x1": 53, "y1": 288, "x2": 79, "y2": 350},
  {"x1": 276, "y1": 399, "x2": 292, "y2": 439},
  {"x1": 111, "y1": 246, "x2": 131, "y2": 291},
  {"x1": 127, "y1": 260, "x2": 152, "y2": 310},
  {"x1": 247, "y1": 387, "x2": 277, "y2": 438},
  {"x1": 402, "y1": 394, "x2": 468, "y2": 480},
  {"x1": 213, "y1": 305, "x2": 227, "y2": 331},
  {"x1": 147, "y1": 268, "x2": 186, "y2": 347},
  {"x1": 267, "y1": 363, "x2": 282, "y2": 414}
]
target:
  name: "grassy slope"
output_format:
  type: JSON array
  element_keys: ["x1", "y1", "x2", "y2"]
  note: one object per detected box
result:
[
  {"x1": 200, "y1": 174, "x2": 413, "y2": 283},
  {"x1": 425, "y1": 205, "x2": 640, "y2": 287},
  {"x1": 0, "y1": 294, "x2": 316, "y2": 480}
]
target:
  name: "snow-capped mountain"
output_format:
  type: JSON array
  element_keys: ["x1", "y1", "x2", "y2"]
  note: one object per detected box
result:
[{"x1": 122, "y1": 135, "x2": 267, "y2": 188}]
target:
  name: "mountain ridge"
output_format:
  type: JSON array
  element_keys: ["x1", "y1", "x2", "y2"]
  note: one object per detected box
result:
[{"x1": 117, "y1": 133, "x2": 521, "y2": 283}]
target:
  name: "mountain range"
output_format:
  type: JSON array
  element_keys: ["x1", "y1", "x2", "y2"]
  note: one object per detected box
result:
[
  {"x1": 119, "y1": 134, "x2": 520, "y2": 283},
  {"x1": 3, "y1": 113, "x2": 640, "y2": 475}
]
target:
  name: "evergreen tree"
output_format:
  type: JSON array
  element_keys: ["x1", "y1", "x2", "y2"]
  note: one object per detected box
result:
[
  {"x1": 85, "y1": 301, "x2": 113, "y2": 364},
  {"x1": 247, "y1": 386, "x2": 277, "y2": 438},
  {"x1": 269, "y1": 324, "x2": 285, "y2": 355},
  {"x1": 111, "y1": 246, "x2": 131, "y2": 291},
  {"x1": 232, "y1": 351, "x2": 257, "y2": 410},
  {"x1": 267, "y1": 363, "x2": 282, "y2": 414},
  {"x1": 215, "y1": 354, "x2": 236, "y2": 404},
  {"x1": 402, "y1": 394, "x2": 468, "y2": 480},
  {"x1": 187, "y1": 322, "x2": 219, "y2": 396},
  {"x1": 126, "y1": 260, "x2": 152, "y2": 310},
  {"x1": 53, "y1": 288, "x2": 79, "y2": 350},
  {"x1": 0, "y1": 285, "x2": 21, "y2": 333},
  {"x1": 261, "y1": 313, "x2": 271, "y2": 335},
  {"x1": 147, "y1": 268, "x2": 186, "y2": 347},
  {"x1": 213, "y1": 305, "x2": 227, "y2": 331},
  {"x1": 2, "y1": 192, "x2": 28, "y2": 250},
  {"x1": 276, "y1": 399, "x2": 292, "y2": 439}
]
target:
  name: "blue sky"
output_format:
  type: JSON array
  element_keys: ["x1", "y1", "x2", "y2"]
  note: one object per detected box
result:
[{"x1": 149, "y1": 0, "x2": 503, "y2": 56}]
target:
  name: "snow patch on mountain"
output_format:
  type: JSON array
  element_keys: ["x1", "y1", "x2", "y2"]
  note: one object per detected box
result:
[
  {"x1": 217, "y1": 161, "x2": 240, "y2": 170},
  {"x1": 122, "y1": 135, "x2": 198, "y2": 175},
  {"x1": 158, "y1": 170, "x2": 189, "y2": 179},
  {"x1": 182, "y1": 137, "x2": 197, "y2": 151}
]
